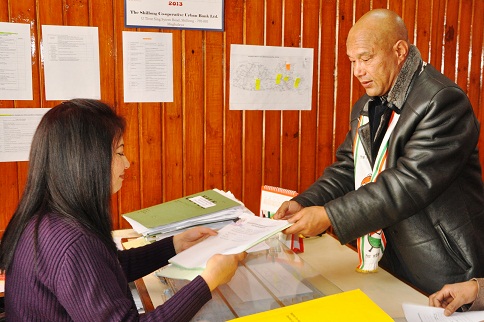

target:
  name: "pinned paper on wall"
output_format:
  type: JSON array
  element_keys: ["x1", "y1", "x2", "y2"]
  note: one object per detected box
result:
[
  {"x1": 0, "y1": 108, "x2": 50, "y2": 162},
  {"x1": 42, "y1": 25, "x2": 101, "y2": 101},
  {"x1": 0, "y1": 22, "x2": 33, "y2": 100},
  {"x1": 122, "y1": 31, "x2": 173, "y2": 103}
]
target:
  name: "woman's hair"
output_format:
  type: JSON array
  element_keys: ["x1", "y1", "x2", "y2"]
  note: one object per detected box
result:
[{"x1": 0, "y1": 99, "x2": 126, "y2": 271}]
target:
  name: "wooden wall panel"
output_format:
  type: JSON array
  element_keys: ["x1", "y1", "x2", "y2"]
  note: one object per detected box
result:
[
  {"x1": 456, "y1": 0, "x2": 472, "y2": 94},
  {"x1": 223, "y1": 0, "x2": 244, "y2": 201},
  {"x1": 0, "y1": 0, "x2": 482, "y2": 235},
  {"x1": 65, "y1": 0, "x2": 89, "y2": 25},
  {"x1": 93, "y1": 0, "x2": 116, "y2": 104},
  {"x1": 263, "y1": 0, "x2": 283, "y2": 189},
  {"x1": 429, "y1": 0, "x2": 444, "y2": 71},
  {"x1": 317, "y1": 0, "x2": 337, "y2": 175},
  {"x1": 281, "y1": 0, "x2": 301, "y2": 193},
  {"x1": 442, "y1": 0, "x2": 459, "y2": 80},
  {"x1": 403, "y1": 0, "x2": 417, "y2": 44},
  {"x1": 164, "y1": 30, "x2": 184, "y2": 202},
  {"x1": 415, "y1": 1, "x2": 432, "y2": 62},
  {"x1": 333, "y1": 0, "x2": 353, "y2": 151},
  {"x1": 243, "y1": 0, "x2": 264, "y2": 213},
  {"x1": 299, "y1": 0, "x2": 319, "y2": 190},
  {"x1": 140, "y1": 101, "x2": 163, "y2": 208},
  {"x1": 114, "y1": 0, "x2": 140, "y2": 228},
  {"x1": 204, "y1": 31, "x2": 225, "y2": 192},
  {"x1": 184, "y1": 31, "x2": 205, "y2": 196}
]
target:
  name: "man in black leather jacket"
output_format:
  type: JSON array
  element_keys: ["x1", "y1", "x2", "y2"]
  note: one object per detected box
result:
[{"x1": 274, "y1": 9, "x2": 484, "y2": 295}]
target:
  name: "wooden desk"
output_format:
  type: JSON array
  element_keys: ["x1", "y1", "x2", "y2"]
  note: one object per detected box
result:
[
  {"x1": 140, "y1": 237, "x2": 342, "y2": 321},
  {"x1": 114, "y1": 229, "x2": 429, "y2": 321},
  {"x1": 298, "y1": 234, "x2": 428, "y2": 321}
]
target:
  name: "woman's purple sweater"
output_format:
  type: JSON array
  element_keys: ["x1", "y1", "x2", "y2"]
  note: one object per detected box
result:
[{"x1": 5, "y1": 213, "x2": 212, "y2": 321}]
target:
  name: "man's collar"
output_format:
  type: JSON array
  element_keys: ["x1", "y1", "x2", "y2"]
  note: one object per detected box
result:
[{"x1": 385, "y1": 45, "x2": 423, "y2": 113}]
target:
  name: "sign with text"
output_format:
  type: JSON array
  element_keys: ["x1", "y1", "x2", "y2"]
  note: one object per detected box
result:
[{"x1": 125, "y1": 0, "x2": 224, "y2": 31}]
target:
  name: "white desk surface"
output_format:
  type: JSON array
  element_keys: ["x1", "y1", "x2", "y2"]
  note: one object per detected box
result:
[{"x1": 299, "y1": 234, "x2": 428, "y2": 320}]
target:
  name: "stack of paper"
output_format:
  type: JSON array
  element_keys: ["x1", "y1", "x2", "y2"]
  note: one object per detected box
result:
[
  {"x1": 156, "y1": 214, "x2": 292, "y2": 280},
  {"x1": 123, "y1": 189, "x2": 246, "y2": 239}
]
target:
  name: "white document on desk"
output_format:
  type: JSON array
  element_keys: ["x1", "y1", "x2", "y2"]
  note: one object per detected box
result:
[{"x1": 403, "y1": 303, "x2": 484, "y2": 322}]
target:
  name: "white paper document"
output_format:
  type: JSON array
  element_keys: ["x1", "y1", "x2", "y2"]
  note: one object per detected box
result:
[
  {"x1": 229, "y1": 44, "x2": 314, "y2": 110},
  {"x1": 403, "y1": 303, "x2": 484, "y2": 322},
  {"x1": 0, "y1": 108, "x2": 50, "y2": 162},
  {"x1": 122, "y1": 31, "x2": 173, "y2": 103},
  {"x1": 0, "y1": 22, "x2": 33, "y2": 100},
  {"x1": 169, "y1": 214, "x2": 292, "y2": 269},
  {"x1": 42, "y1": 25, "x2": 100, "y2": 100}
]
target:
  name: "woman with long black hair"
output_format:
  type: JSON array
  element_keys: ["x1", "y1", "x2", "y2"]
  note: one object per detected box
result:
[{"x1": 0, "y1": 99, "x2": 245, "y2": 321}]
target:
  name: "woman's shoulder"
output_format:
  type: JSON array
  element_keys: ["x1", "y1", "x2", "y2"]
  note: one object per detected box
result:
[
  {"x1": 39, "y1": 213, "x2": 87, "y2": 237},
  {"x1": 34, "y1": 213, "x2": 101, "y2": 254}
]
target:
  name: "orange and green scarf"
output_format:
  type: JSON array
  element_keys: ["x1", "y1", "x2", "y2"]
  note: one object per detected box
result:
[{"x1": 353, "y1": 110, "x2": 399, "y2": 272}]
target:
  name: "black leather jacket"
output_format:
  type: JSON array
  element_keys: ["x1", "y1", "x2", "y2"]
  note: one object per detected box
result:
[{"x1": 294, "y1": 64, "x2": 484, "y2": 295}]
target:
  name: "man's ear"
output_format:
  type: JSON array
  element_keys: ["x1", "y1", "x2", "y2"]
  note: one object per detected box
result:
[{"x1": 394, "y1": 40, "x2": 409, "y2": 65}]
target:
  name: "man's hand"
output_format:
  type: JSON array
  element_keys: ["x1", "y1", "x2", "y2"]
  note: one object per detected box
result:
[
  {"x1": 429, "y1": 280, "x2": 479, "y2": 316},
  {"x1": 273, "y1": 202, "x2": 331, "y2": 237}
]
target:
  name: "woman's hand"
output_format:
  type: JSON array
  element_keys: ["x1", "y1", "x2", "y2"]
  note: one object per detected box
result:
[
  {"x1": 429, "y1": 280, "x2": 478, "y2": 316},
  {"x1": 173, "y1": 227, "x2": 218, "y2": 254},
  {"x1": 201, "y1": 252, "x2": 247, "y2": 291}
]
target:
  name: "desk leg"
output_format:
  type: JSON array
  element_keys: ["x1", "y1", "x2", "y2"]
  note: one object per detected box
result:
[{"x1": 135, "y1": 278, "x2": 155, "y2": 312}]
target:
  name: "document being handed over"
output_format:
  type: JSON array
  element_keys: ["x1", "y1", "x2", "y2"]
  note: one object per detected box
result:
[
  {"x1": 156, "y1": 214, "x2": 292, "y2": 280},
  {"x1": 171, "y1": 214, "x2": 291, "y2": 269}
]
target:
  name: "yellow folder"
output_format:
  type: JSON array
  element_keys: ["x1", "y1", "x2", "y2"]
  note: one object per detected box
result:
[{"x1": 227, "y1": 289, "x2": 393, "y2": 322}]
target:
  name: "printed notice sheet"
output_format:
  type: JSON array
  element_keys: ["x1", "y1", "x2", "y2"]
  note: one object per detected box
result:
[
  {"x1": 122, "y1": 31, "x2": 173, "y2": 103},
  {"x1": 403, "y1": 303, "x2": 484, "y2": 322},
  {"x1": 0, "y1": 108, "x2": 50, "y2": 162},
  {"x1": 42, "y1": 25, "x2": 100, "y2": 100},
  {"x1": 0, "y1": 22, "x2": 33, "y2": 100},
  {"x1": 125, "y1": 0, "x2": 224, "y2": 31},
  {"x1": 229, "y1": 44, "x2": 314, "y2": 110}
]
